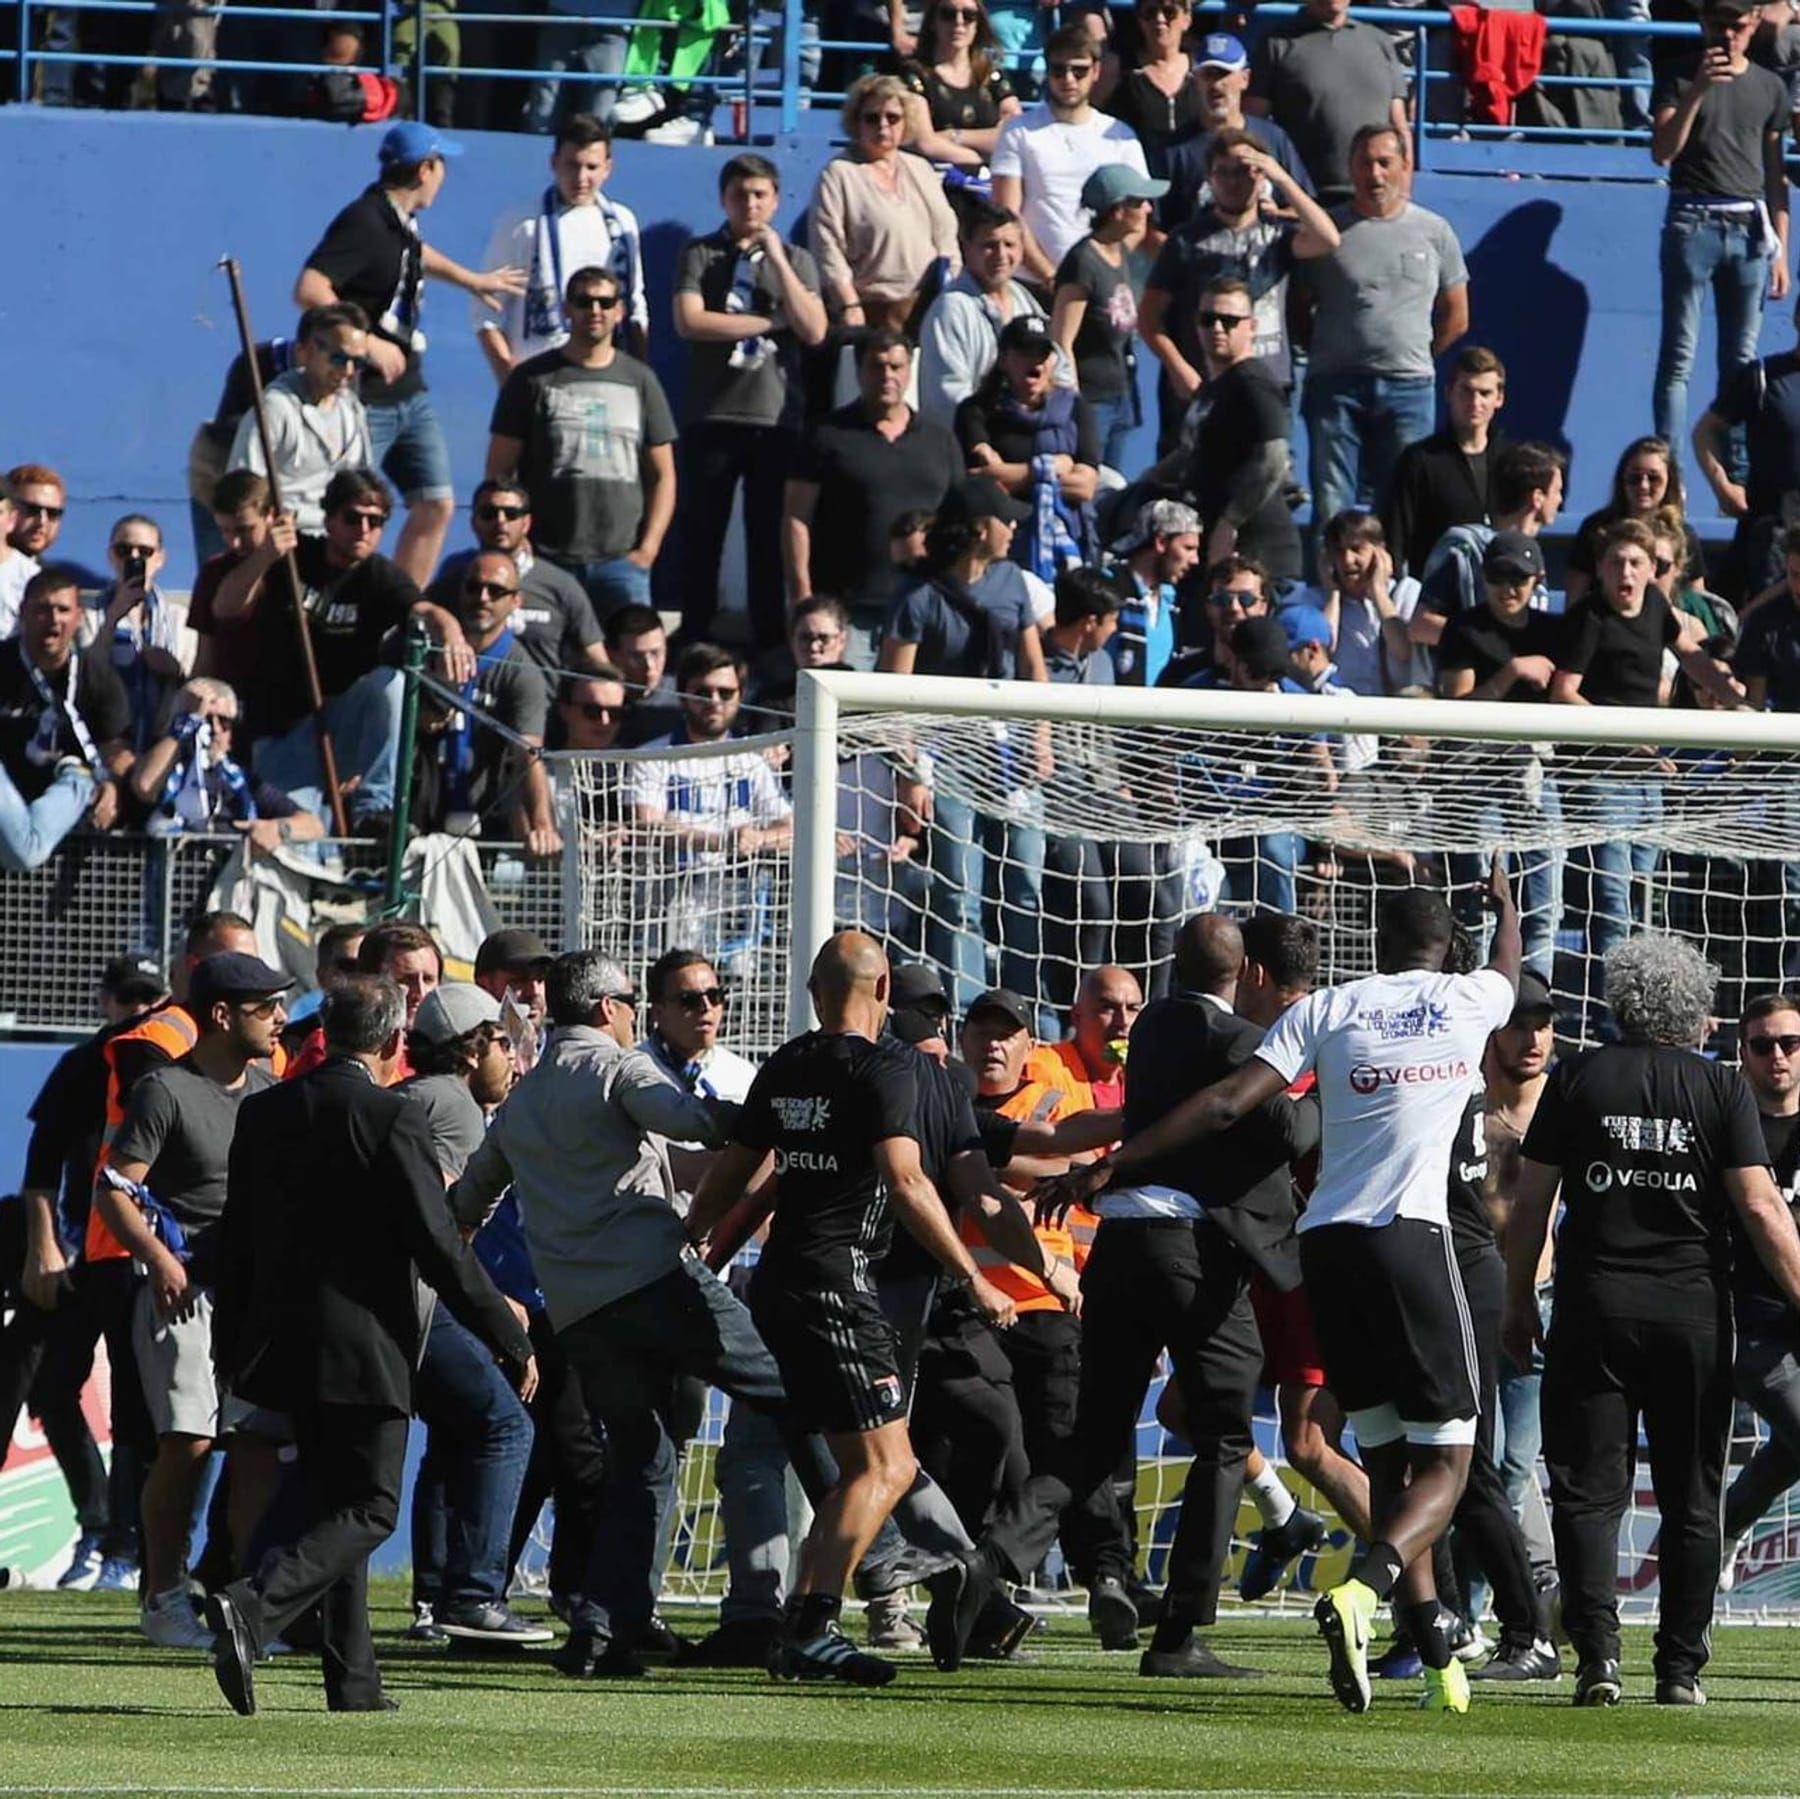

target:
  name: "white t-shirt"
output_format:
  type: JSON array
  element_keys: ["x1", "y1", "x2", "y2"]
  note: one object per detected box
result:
[
  {"x1": 0, "y1": 550, "x2": 42, "y2": 639},
  {"x1": 1255, "y1": 967, "x2": 1514, "y2": 1231},
  {"x1": 480, "y1": 192, "x2": 649, "y2": 359},
  {"x1": 625, "y1": 742, "x2": 792, "y2": 868},
  {"x1": 990, "y1": 106, "x2": 1150, "y2": 272}
]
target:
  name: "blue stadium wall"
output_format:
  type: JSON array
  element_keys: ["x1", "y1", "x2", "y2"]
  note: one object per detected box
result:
[{"x1": 0, "y1": 106, "x2": 1753, "y2": 584}]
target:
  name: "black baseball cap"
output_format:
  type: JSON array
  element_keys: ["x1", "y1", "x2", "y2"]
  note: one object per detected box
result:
[
  {"x1": 1510, "y1": 969, "x2": 1556, "y2": 1022},
  {"x1": 938, "y1": 475, "x2": 1031, "y2": 529},
  {"x1": 889, "y1": 963, "x2": 951, "y2": 1045},
  {"x1": 188, "y1": 951, "x2": 293, "y2": 1014},
  {"x1": 967, "y1": 988, "x2": 1034, "y2": 1035},
  {"x1": 101, "y1": 954, "x2": 168, "y2": 1004},
  {"x1": 1482, "y1": 529, "x2": 1545, "y2": 581},
  {"x1": 996, "y1": 315, "x2": 1057, "y2": 361},
  {"x1": 475, "y1": 927, "x2": 554, "y2": 976}
]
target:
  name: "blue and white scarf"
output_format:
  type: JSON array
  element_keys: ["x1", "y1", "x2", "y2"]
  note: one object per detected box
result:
[{"x1": 523, "y1": 187, "x2": 640, "y2": 344}]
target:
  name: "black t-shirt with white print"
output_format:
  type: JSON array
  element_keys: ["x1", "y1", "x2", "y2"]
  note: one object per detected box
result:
[
  {"x1": 735, "y1": 1028, "x2": 920, "y2": 1292},
  {"x1": 879, "y1": 1049, "x2": 983, "y2": 1286},
  {"x1": 1445, "y1": 1088, "x2": 1496, "y2": 1260},
  {"x1": 1523, "y1": 1043, "x2": 1769, "y2": 1324}
]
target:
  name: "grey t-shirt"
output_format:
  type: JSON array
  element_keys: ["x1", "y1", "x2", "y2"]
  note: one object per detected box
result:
[
  {"x1": 675, "y1": 228, "x2": 822, "y2": 431},
  {"x1": 112, "y1": 1057, "x2": 277, "y2": 1238},
  {"x1": 1308, "y1": 201, "x2": 1468, "y2": 381},
  {"x1": 490, "y1": 349, "x2": 678, "y2": 564},
  {"x1": 400, "y1": 1072, "x2": 488, "y2": 1181},
  {"x1": 1249, "y1": 16, "x2": 1407, "y2": 195},
  {"x1": 430, "y1": 550, "x2": 602, "y2": 683},
  {"x1": 1652, "y1": 59, "x2": 1787, "y2": 201}
]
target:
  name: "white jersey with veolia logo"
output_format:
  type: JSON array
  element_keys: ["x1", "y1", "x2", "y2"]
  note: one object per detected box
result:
[{"x1": 1256, "y1": 967, "x2": 1514, "y2": 1231}]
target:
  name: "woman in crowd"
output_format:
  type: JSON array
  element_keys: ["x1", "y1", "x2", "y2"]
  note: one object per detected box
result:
[
  {"x1": 1650, "y1": 503, "x2": 1738, "y2": 644},
  {"x1": 898, "y1": 0, "x2": 1022, "y2": 169},
  {"x1": 1095, "y1": 0, "x2": 1203, "y2": 174},
  {"x1": 810, "y1": 71, "x2": 962, "y2": 333},
  {"x1": 1564, "y1": 435, "x2": 1705, "y2": 604}
]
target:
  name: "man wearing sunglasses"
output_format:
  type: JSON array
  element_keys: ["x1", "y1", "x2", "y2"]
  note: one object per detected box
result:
[
  {"x1": 227, "y1": 304, "x2": 374, "y2": 537},
  {"x1": 4, "y1": 463, "x2": 68, "y2": 568},
  {"x1": 430, "y1": 481, "x2": 610, "y2": 697},
  {"x1": 0, "y1": 476, "x2": 42, "y2": 642},
  {"x1": 488, "y1": 266, "x2": 677, "y2": 622}
]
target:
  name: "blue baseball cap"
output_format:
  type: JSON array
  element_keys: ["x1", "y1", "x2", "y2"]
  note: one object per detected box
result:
[
  {"x1": 1197, "y1": 33, "x2": 1248, "y2": 72},
  {"x1": 1279, "y1": 605, "x2": 1334, "y2": 650},
  {"x1": 378, "y1": 121, "x2": 465, "y2": 168}
]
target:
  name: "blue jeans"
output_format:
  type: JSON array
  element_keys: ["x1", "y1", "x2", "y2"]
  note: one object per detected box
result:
[
  {"x1": 1303, "y1": 371, "x2": 1436, "y2": 541},
  {"x1": 1451, "y1": 770, "x2": 1565, "y2": 979},
  {"x1": 928, "y1": 786, "x2": 1047, "y2": 1014},
  {"x1": 568, "y1": 554, "x2": 652, "y2": 624},
  {"x1": 367, "y1": 391, "x2": 455, "y2": 505},
  {"x1": 1222, "y1": 830, "x2": 1303, "y2": 917},
  {"x1": 251, "y1": 666, "x2": 405, "y2": 827},
  {"x1": 1604, "y1": 0, "x2": 1652, "y2": 128},
  {"x1": 411, "y1": 1307, "x2": 535, "y2": 1613},
  {"x1": 716, "y1": 1396, "x2": 791, "y2": 1626},
  {"x1": 1654, "y1": 209, "x2": 1769, "y2": 465},
  {"x1": 1086, "y1": 393, "x2": 1137, "y2": 476},
  {"x1": 1573, "y1": 772, "x2": 1663, "y2": 965},
  {"x1": 0, "y1": 760, "x2": 94, "y2": 871},
  {"x1": 523, "y1": 21, "x2": 629, "y2": 132},
  {"x1": 556, "y1": 1258, "x2": 787, "y2": 1648}
]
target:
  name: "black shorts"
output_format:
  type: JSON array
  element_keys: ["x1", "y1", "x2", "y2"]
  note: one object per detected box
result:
[
  {"x1": 1299, "y1": 1217, "x2": 1479, "y2": 1433},
  {"x1": 751, "y1": 1282, "x2": 908, "y2": 1436}
]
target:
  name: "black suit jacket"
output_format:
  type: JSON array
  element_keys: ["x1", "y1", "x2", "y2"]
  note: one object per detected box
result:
[
  {"x1": 213, "y1": 1056, "x2": 532, "y2": 1413},
  {"x1": 1120, "y1": 992, "x2": 1319, "y2": 1291}
]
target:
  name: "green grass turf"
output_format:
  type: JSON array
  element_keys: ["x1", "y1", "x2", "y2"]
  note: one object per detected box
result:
[{"x1": 3, "y1": 1582, "x2": 1800, "y2": 1797}]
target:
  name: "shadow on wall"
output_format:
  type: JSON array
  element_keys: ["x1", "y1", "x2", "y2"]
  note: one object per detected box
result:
[{"x1": 1461, "y1": 198, "x2": 1588, "y2": 457}]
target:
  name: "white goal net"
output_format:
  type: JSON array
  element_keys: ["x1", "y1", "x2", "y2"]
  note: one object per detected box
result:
[{"x1": 554, "y1": 678, "x2": 1800, "y2": 1619}]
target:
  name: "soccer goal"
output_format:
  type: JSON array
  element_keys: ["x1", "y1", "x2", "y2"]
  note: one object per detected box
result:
[{"x1": 555, "y1": 675, "x2": 1800, "y2": 1619}]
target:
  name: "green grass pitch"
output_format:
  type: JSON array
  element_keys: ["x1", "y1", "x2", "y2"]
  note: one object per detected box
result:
[{"x1": 3, "y1": 1583, "x2": 1800, "y2": 1798}]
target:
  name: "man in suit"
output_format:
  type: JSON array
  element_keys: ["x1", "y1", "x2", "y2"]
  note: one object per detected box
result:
[
  {"x1": 940, "y1": 913, "x2": 1319, "y2": 1679},
  {"x1": 204, "y1": 975, "x2": 536, "y2": 1716}
]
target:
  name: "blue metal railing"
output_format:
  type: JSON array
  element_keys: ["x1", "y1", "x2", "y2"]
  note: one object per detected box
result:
[{"x1": 1, "y1": 0, "x2": 1708, "y2": 150}]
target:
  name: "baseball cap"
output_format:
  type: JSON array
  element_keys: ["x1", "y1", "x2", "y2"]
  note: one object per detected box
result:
[
  {"x1": 378, "y1": 121, "x2": 464, "y2": 168},
  {"x1": 996, "y1": 314, "x2": 1058, "y2": 361},
  {"x1": 889, "y1": 963, "x2": 951, "y2": 1045},
  {"x1": 1080, "y1": 163, "x2": 1172, "y2": 214},
  {"x1": 475, "y1": 927, "x2": 554, "y2": 976},
  {"x1": 1510, "y1": 969, "x2": 1557, "y2": 1021},
  {"x1": 1482, "y1": 529, "x2": 1545, "y2": 581},
  {"x1": 1231, "y1": 615, "x2": 1294, "y2": 682},
  {"x1": 188, "y1": 952, "x2": 293, "y2": 1015},
  {"x1": 412, "y1": 982, "x2": 504, "y2": 1047},
  {"x1": 966, "y1": 989, "x2": 1034, "y2": 1035},
  {"x1": 1704, "y1": 0, "x2": 1753, "y2": 17},
  {"x1": 1197, "y1": 32, "x2": 1248, "y2": 71},
  {"x1": 938, "y1": 475, "x2": 1032, "y2": 528},
  {"x1": 1117, "y1": 498, "x2": 1202, "y2": 557},
  {"x1": 1279, "y1": 605, "x2": 1333, "y2": 650},
  {"x1": 101, "y1": 953, "x2": 168, "y2": 1004}
]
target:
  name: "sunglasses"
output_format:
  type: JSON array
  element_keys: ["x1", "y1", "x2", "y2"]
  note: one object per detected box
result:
[
  {"x1": 570, "y1": 293, "x2": 623, "y2": 310},
  {"x1": 689, "y1": 684, "x2": 740, "y2": 701},
  {"x1": 861, "y1": 109, "x2": 906, "y2": 125},
  {"x1": 324, "y1": 349, "x2": 371, "y2": 370},
  {"x1": 1196, "y1": 309, "x2": 1252, "y2": 329},
  {"x1": 1049, "y1": 60, "x2": 1094, "y2": 77},
  {"x1": 112, "y1": 544, "x2": 155, "y2": 560},
  {"x1": 1654, "y1": 556, "x2": 1676, "y2": 576},
  {"x1": 338, "y1": 507, "x2": 388, "y2": 530},
  {"x1": 1747, "y1": 1032, "x2": 1800, "y2": 1056},
  {"x1": 604, "y1": 989, "x2": 640, "y2": 1009},
  {"x1": 464, "y1": 579, "x2": 519, "y2": 598},
  {"x1": 476, "y1": 503, "x2": 529, "y2": 522},
  {"x1": 795, "y1": 630, "x2": 844, "y2": 648},
  {"x1": 671, "y1": 987, "x2": 728, "y2": 1011},
  {"x1": 16, "y1": 500, "x2": 65, "y2": 521},
  {"x1": 938, "y1": 5, "x2": 980, "y2": 18},
  {"x1": 577, "y1": 701, "x2": 619, "y2": 721},
  {"x1": 236, "y1": 996, "x2": 286, "y2": 1020},
  {"x1": 1208, "y1": 588, "x2": 1258, "y2": 608}
]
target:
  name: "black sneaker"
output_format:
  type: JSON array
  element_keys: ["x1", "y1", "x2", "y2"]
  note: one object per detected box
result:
[
  {"x1": 1125, "y1": 1576, "x2": 1163, "y2": 1628},
  {"x1": 436, "y1": 1602, "x2": 555, "y2": 1646},
  {"x1": 1471, "y1": 1635, "x2": 1562, "y2": 1682},
  {"x1": 1139, "y1": 1637, "x2": 1264, "y2": 1679},
  {"x1": 1654, "y1": 1677, "x2": 1707, "y2": 1706},
  {"x1": 1086, "y1": 1577, "x2": 1139, "y2": 1651},
  {"x1": 636, "y1": 1613, "x2": 686, "y2": 1661},
  {"x1": 1238, "y1": 1505, "x2": 1328, "y2": 1603},
  {"x1": 769, "y1": 1622, "x2": 898, "y2": 1687},
  {"x1": 1573, "y1": 1657, "x2": 1623, "y2": 1707},
  {"x1": 924, "y1": 1549, "x2": 995, "y2": 1674},
  {"x1": 551, "y1": 1632, "x2": 647, "y2": 1680},
  {"x1": 679, "y1": 1616, "x2": 783, "y2": 1668}
]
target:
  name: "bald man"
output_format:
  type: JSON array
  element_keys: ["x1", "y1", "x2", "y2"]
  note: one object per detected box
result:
[
  {"x1": 690, "y1": 932, "x2": 1014, "y2": 1687},
  {"x1": 1029, "y1": 965, "x2": 1143, "y2": 1111},
  {"x1": 941, "y1": 913, "x2": 1321, "y2": 1678}
]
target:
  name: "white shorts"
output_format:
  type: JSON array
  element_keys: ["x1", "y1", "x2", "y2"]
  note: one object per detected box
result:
[{"x1": 132, "y1": 1283, "x2": 219, "y2": 1439}]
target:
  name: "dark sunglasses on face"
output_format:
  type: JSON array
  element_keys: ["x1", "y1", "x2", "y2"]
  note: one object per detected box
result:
[
  {"x1": 113, "y1": 544, "x2": 154, "y2": 561},
  {"x1": 690, "y1": 684, "x2": 740, "y2": 702},
  {"x1": 570, "y1": 292, "x2": 622, "y2": 310},
  {"x1": 671, "y1": 987, "x2": 728, "y2": 1011},
  {"x1": 1208, "y1": 588, "x2": 1256, "y2": 608},
  {"x1": 324, "y1": 349, "x2": 371, "y2": 370},
  {"x1": 476, "y1": 503, "x2": 529, "y2": 522},
  {"x1": 16, "y1": 500, "x2": 65, "y2": 521},
  {"x1": 1196, "y1": 309, "x2": 1252, "y2": 329},
  {"x1": 577, "y1": 701, "x2": 619, "y2": 722},
  {"x1": 938, "y1": 6, "x2": 980, "y2": 19},
  {"x1": 1747, "y1": 1033, "x2": 1800, "y2": 1056},
  {"x1": 1654, "y1": 556, "x2": 1675, "y2": 576},
  {"x1": 338, "y1": 507, "x2": 388, "y2": 530},
  {"x1": 604, "y1": 990, "x2": 639, "y2": 1009},
  {"x1": 1049, "y1": 59, "x2": 1093, "y2": 77},
  {"x1": 464, "y1": 579, "x2": 518, "y2": 599}
]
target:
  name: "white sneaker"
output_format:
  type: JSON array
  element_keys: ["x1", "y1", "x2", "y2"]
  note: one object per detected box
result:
[
  {"x1": 1719, "y1": 1531, "x2": 1748, "y2": 1594},
  {"x1": 643, "y1": 116, "x2": 712, "y2": 145},
  {"x1": 611, "y1": 85, "x2": 667, "y2": 125},
  {"x1": 141, "y1": 1587, "x2": 215, "y2": 1650}
]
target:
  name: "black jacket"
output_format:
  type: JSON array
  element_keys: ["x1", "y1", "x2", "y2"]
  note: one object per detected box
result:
[
  {"x1": 213, "y1": 1056, "x2": 532, "y2": 1413},
  {"x1": 1119, "y1": 992, "x2": 1318, "y2": 1289}
]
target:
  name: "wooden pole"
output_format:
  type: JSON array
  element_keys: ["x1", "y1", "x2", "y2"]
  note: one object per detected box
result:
[{"x1": 217, "y1": 257, "x2": 351, "y2": 839}]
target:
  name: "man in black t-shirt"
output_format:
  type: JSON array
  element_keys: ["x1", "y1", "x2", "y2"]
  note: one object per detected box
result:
[
  {"x1": 1732, "y1": 522, "x2": 1800, "y2": 711},
  {"x1": 0, "y1": 569, "x2": 133, "y2": 871},
  {"x1": 1650, "y1": 0, "x2": 1791, "y2": 480},
  {"x1": 1719, "y1": 993, "x2": 1800, "y2": 1576},
  {"x1": 209, "y1": 469, "x2": 471, "y2": 835},
  {"x1": 1503, "y1": 934, "x2": 1800, "y2": 1706},
  {"x1": 690, "y1": 933, "x2": 1014, "y2": 1687},
  {"x1": 297, "y1": 123, "x2": 525, "y2": 588}
]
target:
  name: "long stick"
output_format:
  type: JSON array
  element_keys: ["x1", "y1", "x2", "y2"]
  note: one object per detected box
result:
[{"x1": 217, "y1": 257, "x2": 351, "y2": 839}]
